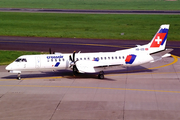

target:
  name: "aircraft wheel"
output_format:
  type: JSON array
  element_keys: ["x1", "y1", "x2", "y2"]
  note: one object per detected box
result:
[
  {"x1": 98, "y1": 74, "x2": 104, "y2": 79},
  {"x1": 73, "y1": 65, "x2": 79, "y2": 75},
  {"x1": 17, "y1": 73, "x2": 21, "y2": 80},
  {"x1": 17, "y1": 76, "x2": 21, "y2": 80},
  {"x1": 98, "y1": 71, "x2": 104, "y2": 79}
]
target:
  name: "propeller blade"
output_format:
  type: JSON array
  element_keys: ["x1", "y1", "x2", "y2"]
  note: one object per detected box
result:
[
  {"x1": 69, "y1": 55, "x2": 73, "y2": 61},
  {"x1": 49, "y1": 48, "x2": 51, "y2": 54},
  {"x1": 69, "y1": 51, "x2": 77, "y2": 68},
  {"x1": 73, "y1": 51, "x2": 76, "y2": 62}
]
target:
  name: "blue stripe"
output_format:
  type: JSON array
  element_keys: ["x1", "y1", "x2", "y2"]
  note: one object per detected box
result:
[
  {"x1": 159, "y1": 28, "x2": 169, "y2": 46},
  {"x1": 161, "y1": 33, "x2": 168, "y2": 45},
  {"x1": 93, "y1": 58, "x2": 99, "y2": 62},
  {"x1": 158, "y1": 28, "x2": 168, "y2": 33},
  {"x1": 55, "y1": 62, "x2": 60, "y2": 67}
]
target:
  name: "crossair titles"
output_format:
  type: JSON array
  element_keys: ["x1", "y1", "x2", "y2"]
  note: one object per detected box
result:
[{"x1": 47, "y1": 55, "x2": 63, "y2": 59}]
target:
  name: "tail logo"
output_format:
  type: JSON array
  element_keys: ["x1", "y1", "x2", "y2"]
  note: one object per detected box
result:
[
  {"x1": 155, "y1": 36, "x2": 162, "y2": 44},
  {"x1": 150, "y1": 33, "x2": 166, "y2": 47},
  {"x1": 150, "y1": 27, "x2": 168, "y2": 48}
]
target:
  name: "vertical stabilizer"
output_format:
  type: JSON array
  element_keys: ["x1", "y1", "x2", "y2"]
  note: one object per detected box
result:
[{"x1": 148, "y1": 24, "x2": 169, "y2": 54}]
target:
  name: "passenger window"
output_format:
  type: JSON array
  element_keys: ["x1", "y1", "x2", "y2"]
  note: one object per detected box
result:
[
  {"x1": 104, "y1": 57, "x2": 106, "y2": 60},
  {"x1": 80, "y1": 58, "x2": 82, "y2": 60},
  {"x1": 112, "y1": 57, "x2": 114, "y2": 59},
  {"x1": 51, "y1": 59, "x2": 53, "y2": 62},
  {"x1": 119, "y1": 56, "x2": 121, "y2": 59},
  {"x1": 88, "y1": 57, "x2": 90, "y2": 60},
  {"x1": 101, "y1": 57, "x2": 103, "y2": 60},
  {"x1": 62, "y1": 59, "x2": 65, "y2": 61},
  {"x1": 108, "y1": 57, "x2": 110, "y2": 59},
  {"x1": 84, "y1": 58, "x2": 86, "y2": 60},
  {"x1": 115, "y1": 56, "x2": 117, "y2": 59}
]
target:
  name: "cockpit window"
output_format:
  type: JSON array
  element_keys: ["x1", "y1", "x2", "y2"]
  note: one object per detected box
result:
[
  {"x1": 22, "y1": 59, "x2": 27, "y2": 62},
  {"x1": 15, "y1": 58, "x2": 27, "y2": 62},
  {"x1": 15, "y1": 59, "x2": 21, "y2": 62}
]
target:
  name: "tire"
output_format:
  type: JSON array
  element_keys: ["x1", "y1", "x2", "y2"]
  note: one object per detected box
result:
[
  {"x1": 17, "y1": 77, "x2": 21, "y2": 80},
  {"x1": 98, "y1": 74, "x2": 104, "y2": 79},
  {"x1": 73, "y1": 65, "x2": 79, "y2": 75}
]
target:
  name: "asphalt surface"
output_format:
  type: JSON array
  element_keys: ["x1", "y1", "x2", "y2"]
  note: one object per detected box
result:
[
  {"x1": 0, "y1": 54, "x2": 180, "y2": 120},
  {"x1": 0, "y1": 36, "x2": 180, "y2": 56},
  {"x1": 0, "y1": 8, "x2": 180, "y2": 14},
  {"x1": 1, "y1": 36, "x2": 180, "y2": 119}
]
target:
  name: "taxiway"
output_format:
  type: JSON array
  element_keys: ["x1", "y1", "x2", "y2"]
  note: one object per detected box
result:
[{"x1": 0, "y1": 37, "x2": 180, "y2": 119}]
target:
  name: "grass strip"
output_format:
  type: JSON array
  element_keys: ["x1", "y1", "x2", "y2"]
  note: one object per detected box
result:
[
  {"x1": 0, "y1": 0, "x2": 180, "y2": 10},
  {"x1": 0, "y1": 50, "x2": 43, "y2": 65},
  {"x1": 0, "y1": 12, "x2": 180, "y2": 40}
]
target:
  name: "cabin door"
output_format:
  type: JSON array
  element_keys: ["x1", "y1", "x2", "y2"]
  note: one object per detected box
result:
[{"x1": 35, "y1": 56, "x2": 41, "y2": 68}]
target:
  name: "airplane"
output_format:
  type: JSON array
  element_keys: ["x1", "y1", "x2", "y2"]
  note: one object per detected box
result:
[{"x1": 5, "y1": 24, "x2": 173, "y2": 80}]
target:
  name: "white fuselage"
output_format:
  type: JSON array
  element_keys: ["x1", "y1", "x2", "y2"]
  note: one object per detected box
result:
[{"x1": 6, "y1": 48, "x2": 154, "y2": 73}]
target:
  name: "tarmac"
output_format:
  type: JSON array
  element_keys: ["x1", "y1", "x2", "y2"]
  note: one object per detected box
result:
[{"x1": 0, "y1": 55, "x2": 180, "y2": 120}]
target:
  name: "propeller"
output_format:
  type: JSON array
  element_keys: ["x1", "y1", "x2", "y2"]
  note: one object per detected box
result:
[
  {"x1": 49, "y1": 48, "x2": 51, "y2": 54},
  {"x1": 69, "y1": 51, "x2": 79, "y2": 74},
  {"x1": 69, "y1": 51, "x2": 76, "y2": 67},
  {"x1": 49, "y1": 48, "x2": 55, "y2": 54}
]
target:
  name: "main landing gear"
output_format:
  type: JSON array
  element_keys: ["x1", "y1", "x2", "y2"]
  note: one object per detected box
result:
[
  {"x1": 73, "y1": 65, "x2": 79, "y2": 75},
  {"x1": 17, "y1": 73, "x2": 21, "y2": 80},
  {"x1": 98, "y1": 71, "x2": 104, "y2": 79}
]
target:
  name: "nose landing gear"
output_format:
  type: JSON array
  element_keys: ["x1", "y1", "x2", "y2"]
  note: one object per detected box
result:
[{"x1": 17, "y1": 73, "x2": 21, "y2": 80}]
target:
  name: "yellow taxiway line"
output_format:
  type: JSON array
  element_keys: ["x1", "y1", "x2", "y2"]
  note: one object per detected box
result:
[
  {"x1": 0, "y1": 84, "x2": 180, "y2": 94},
  {"x1": 0, "y1": 55, "x2": 180, "y2": 94},
  {"x1": 149, "y1": 55, "x2": 179, "y2": 70}
]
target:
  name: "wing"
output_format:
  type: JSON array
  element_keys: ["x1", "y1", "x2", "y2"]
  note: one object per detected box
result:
[{"x1": 76, "y1": 60, "x2": 123, "y2": 73}]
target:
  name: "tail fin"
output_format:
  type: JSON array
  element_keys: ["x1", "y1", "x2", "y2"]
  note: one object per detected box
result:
[{"x1": 148, "y1": 24, "x2": 169, "y2": 54}]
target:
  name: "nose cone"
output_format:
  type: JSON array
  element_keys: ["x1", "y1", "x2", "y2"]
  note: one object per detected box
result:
[{"x1": 5, "y1": 64, "x2": 12, "y2": 71}]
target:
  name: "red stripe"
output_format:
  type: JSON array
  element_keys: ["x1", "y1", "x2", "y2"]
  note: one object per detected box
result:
[{"x1": 125, "y1": 55, "x2": 132, "y2": 62}]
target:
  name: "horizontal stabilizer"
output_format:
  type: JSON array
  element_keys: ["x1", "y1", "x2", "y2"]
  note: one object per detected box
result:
[
  {"x1": 150, "y1": 49, "x2": 173, "y2": 57},
  {"x1": 150, "y1": 49, "x2": 173, "y2": 63}
]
